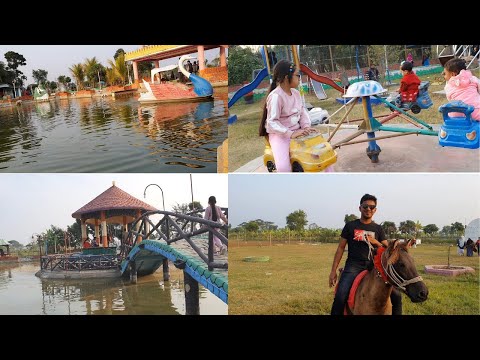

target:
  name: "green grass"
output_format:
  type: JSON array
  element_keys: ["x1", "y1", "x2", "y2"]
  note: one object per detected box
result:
[
  {"x1": 228, "y1": 69, "x2": 480, "y2": 171},
  {"x1": 228, "y1": 243, "x2": 480, "y2": 315}
]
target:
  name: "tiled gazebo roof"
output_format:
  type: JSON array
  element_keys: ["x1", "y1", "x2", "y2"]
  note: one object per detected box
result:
[{"x1": 72, "y1": 184, "x2": 157, "y2": 219}]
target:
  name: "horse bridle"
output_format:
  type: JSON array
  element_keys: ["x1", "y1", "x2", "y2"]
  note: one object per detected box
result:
[{"x1": 379, "y1": 248, "x2": 423, "y2": 292}]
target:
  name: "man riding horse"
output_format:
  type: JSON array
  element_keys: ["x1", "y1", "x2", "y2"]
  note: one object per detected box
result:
[{"x1": 329, "y1": 194, "x2": 403, "y2": 315}]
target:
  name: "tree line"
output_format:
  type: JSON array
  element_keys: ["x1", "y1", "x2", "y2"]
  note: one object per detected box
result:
[{"x1": 230, "y1": 209, "x2": 466, "y2": 241}]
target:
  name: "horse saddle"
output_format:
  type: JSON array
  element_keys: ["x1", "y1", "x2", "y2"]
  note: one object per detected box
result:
[{"x1": 345, "y1": 270, "x2": 368, "y2": 315}]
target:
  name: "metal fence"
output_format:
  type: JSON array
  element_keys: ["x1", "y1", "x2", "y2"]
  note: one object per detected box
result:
[{"x1": 267, "y1": 45, "x2": 438, "y2": 85}]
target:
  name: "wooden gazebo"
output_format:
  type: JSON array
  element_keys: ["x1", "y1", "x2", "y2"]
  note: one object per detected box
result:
[{"x1": 72, "y1": 182, "x2": 158, "y2": 248}]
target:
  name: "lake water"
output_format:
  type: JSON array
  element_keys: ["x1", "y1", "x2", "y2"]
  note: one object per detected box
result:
[
  {"x1": 0, "y1": 90, "x2": 227, "y2": 173},
  {"x1": 0, "y1": 262, "x2": 227, "y2": 315}
]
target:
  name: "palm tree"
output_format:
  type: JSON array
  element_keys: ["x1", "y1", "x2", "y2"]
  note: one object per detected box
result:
[
  {"x1": 108, "y1": 53, "x2": 127, "y2": 85},
  {"x1": 105, "y1": 67, "x2": 117, "y2": 86},
  {"x1": 83, "y1": 57, "x2": 102, "y2": 88},
  {"x1": 414, "y1": 220, "x2": 423, "y2": 239},
  {"x1": 69, "y1": 63, "x2": 85, "y2": 90}
]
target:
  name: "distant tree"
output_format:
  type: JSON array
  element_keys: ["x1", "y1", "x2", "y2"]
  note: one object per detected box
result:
[
  {"x1": 188, "y1": 201, "x2": 203, "y2": 212},
  {"x1": 83, "y1": 57, "x2": 104, "y2": 88},
  {"x1": 69, "y1": 63, "x2": 85, "y2": 90},
  {"x1": 286, "y1": 210, "x2": 308, "y2": 231},
  {"x1": 399, "y1": 220, "x2": 416, "y2": 235},
  {"x1": 227, "y1": 46, "x2": 263, "y2": 85},
  {"x1": 423, "y1": 224, "x2": 439, "y2": 236},
  {"x1": 32, "y1": 69, "x2": 48, "y2": 86},
  {"x1": 414, "y1": 220, "x2": 423, "y2": 238},
  {"x1": 4, "y1": 51, "x2": 27, "y2": 86},
  {"x1": 245, "y1": 221, "x2": 259, "y2": 232},
  {"x1": 0, "y1": 61, "x2": 15, "y2": 84},
  {"x1": 309, "y1": 223, "x2": 319, "y2": 230},
  {"x1": 107, "y1": 53, "x2": 128, "y2": 85},
  {"x1": 47, "y1": 81, "x2": 57, "y2": 91},
  {"x1": 138, "y1": 62, "x2": 154, "y2": 79},
  {"x1": 8, "y1": 240, "x2": 23, "y2": 250},
  {"x1": 382, "y1": 221, "x2": 397, "y2": 238},
  {"x1": 451, "y1": 222, "x2": 465, "y2": 236},
  {"x1": 344, "y1": 214, "x2": 359, "y2": 224},
  {"x1": 441, "y1": 225, "x2": 452, "y2": 236},
  {"x1": 114, "y1": 48, "x2": 126, "y2": 60},
  {"x1": 67, "y1": 219, "x2": 84, "y2": 248}
]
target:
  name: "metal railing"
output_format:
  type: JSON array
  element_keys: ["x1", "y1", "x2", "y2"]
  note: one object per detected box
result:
[
  {"x1": 40, "y1": 254, "x2": 121, "y2": 271},
  {"x1": 120, "y1": 208, "x2": 228, "y2": 270}
]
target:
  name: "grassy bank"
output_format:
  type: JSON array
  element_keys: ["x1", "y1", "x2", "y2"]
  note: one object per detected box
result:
[{"x1": 228, "y1": 243, "x2": 479, "y2": 315}]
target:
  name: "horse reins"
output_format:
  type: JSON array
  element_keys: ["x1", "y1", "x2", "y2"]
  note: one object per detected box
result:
[{"x1": 378, "y1": 248, "x2": 423, "y2": 292}]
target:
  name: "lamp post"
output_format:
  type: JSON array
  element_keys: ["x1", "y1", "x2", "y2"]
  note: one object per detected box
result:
[
  {"x1": 12, "y1": 81, "x2": 16, "y2": 99},
  {"x1": 144, "y1": 184, "x2": 165, "y2": 211}
]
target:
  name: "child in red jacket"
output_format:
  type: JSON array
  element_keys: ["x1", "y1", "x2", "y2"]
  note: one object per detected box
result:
[{"x1": 397, "y1": 61, "x2": 420, "y2": 108}]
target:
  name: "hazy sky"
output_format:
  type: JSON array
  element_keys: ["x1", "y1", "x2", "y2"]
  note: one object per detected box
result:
[
  {"x1": 229, "y1": 173, "x2": 480, "y2": 230},
  {"x1": 0, "y1": 45, "x2": 222, "y2": 85},
  {"x1": 0, "y1": 173, "x2": 228, "y2": 244}
]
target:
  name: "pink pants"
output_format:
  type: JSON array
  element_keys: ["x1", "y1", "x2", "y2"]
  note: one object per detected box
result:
[
  {"x1": 269, "y1": 133, "x2": 336, "y2": 173},
  {"x1": 214, "y1": 235, "x2": 225, "y2": 250},
  {"x1": 269, "y1": 133, "x2": 292, "y2": 172}
]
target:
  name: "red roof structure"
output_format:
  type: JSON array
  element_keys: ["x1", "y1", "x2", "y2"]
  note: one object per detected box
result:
[{"x1": 72, "y1": 183, "x2": 158, "y2": 225}]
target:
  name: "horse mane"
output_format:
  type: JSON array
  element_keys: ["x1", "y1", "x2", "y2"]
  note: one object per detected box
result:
[{"x1": 386, "y1": 240, "x2": 410, "y2": 265}]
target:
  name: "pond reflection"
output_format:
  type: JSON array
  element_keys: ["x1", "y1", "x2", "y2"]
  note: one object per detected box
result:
[
  {"x1": 0, "y1": 93, "x2": 227, "y2": 172},
  {"x1": 0, "y1": 262, "x2": 227, "y2": 315}
]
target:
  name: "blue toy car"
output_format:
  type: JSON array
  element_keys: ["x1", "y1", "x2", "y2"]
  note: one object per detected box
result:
[
  {"x1": 438, "y1": 100, "x2": 479, "y2": 149},
  {"x1": 386, "y1": 81, "x2": 433, "y2": 114}
]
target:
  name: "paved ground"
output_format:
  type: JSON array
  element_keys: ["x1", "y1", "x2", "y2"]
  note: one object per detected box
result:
[
  {"x1": 235, "y1": 125, "x2": 479, "y2": 173},
  {"x1": 169, "y1": 235, "x2": 228, "y2": 276}
]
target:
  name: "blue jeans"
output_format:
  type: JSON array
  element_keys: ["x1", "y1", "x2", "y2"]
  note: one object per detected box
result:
[{"x1": 331, "y1": 260, "x2": 402, "y2": 315}]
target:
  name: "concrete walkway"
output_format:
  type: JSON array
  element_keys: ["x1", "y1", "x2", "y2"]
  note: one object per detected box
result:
[{"x1": 234, "y1": 125, "x2": 479, "y2": 173}]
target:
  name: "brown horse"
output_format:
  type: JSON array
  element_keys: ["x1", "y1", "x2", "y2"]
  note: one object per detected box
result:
[{"x1": 347, "y1": 239, "x2": 428, "y2": 315}]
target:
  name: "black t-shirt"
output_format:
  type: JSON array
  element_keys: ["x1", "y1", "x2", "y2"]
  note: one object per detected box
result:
[{"x1": 341, "y1": 219, "x2": 386, "y2": 262}]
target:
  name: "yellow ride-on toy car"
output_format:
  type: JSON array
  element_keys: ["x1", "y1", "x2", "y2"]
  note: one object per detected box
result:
[{"x1": 264, "y1": 132, "x2": 337, "y2": 172}]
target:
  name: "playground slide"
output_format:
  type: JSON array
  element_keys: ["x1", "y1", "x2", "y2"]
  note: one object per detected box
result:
[
  {"x1": 310, "y1": 79, "x2": 328, "y2": 100},
  {"x1": 228, "y1": 67, "x2": 269, "y2": 108},
  {"x1": 300, "y1": 63, "x2": 345, "y2": 94}
]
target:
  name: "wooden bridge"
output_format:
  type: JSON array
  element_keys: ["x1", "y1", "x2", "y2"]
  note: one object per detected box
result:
[
  {"x1": 119, "y1": 209, "x2": 228, "y2": 314},
  {"x1": 38, "y1": 208, "x2": 228, "y2": 314}
]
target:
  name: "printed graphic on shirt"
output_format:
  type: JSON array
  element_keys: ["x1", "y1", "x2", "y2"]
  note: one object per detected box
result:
[{"x1": 353, "y1": 229, "x2": 376, "y2": 242}]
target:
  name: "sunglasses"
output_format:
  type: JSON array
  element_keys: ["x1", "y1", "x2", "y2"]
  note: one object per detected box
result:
[{"x1": 361, "y1": 204, "x2": 376, "y2": 210}]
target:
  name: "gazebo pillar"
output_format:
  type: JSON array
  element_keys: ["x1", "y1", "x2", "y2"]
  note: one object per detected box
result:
[
  {"x1": 81, "y1": 219, "x2": 87, "y2": 245},
  {"x1": 197, "y1": 45, "x2": 205, "y2": 71},
  {"x1": 219, "y1": 46, "x2": 227, "y2": 67},
  {"x1": 94, "y1": 219, "x2": 100, "y2": 245},
  {"x1": 101, "y1": 211, "x2": 107, "y2": 247},
  {"x1": 123, "y1": 215, "x2": 128, "y2": 234},
  {"x1": 133, "y1": 61, "x2": 139, "y2": 83},
  {"x1": 154, "y1": 60, "x2": 160, "y2": 68},
  {"x1": 136, "y1": 209, "x2": 143, "y2": 244},
  {"x1": 146, "y1": 218, "x2": 150, "y2": 239}
]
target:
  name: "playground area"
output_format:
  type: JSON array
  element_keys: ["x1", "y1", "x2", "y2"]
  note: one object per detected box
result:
[
  {"x1": 228, "y1": 243, "x2": 479, "y2": 315},
  {"x1": 228, "y1": 45, "x2": 480, "y2": 172}
]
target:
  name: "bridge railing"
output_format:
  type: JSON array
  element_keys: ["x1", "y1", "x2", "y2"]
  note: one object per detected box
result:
[
  {"x1": 40, "y1": 254, "x2": 121, "y2": 271},
  {"x1": 120, "y1": 209, "x2": 228, "y2": 270}
]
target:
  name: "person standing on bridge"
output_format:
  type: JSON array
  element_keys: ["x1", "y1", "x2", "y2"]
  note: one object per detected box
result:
[
  {"x1": 259, "y1": 60, "x2": 317, "y2": 172},
  {"x1": 204, "y1": 196, "x2": 228, "y2": 255},
  {"x1": 328, "y1": 193, "x2": 403, "y2": 315}
]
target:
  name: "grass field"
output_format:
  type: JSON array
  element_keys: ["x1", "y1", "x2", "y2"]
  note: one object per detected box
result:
[
  {"x1": 228, "y1": 69, "x2": 480, "y2": 171},
  {"x1": 228, "y1": 243, "x2": 480, "y2": 315}
]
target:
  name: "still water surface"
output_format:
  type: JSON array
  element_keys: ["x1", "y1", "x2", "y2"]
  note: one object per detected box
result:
[
  {"x1": 0, "y1": 91, "x2": 227, "y2": 172},
  {"x1": 0, "y1": 262, "x2": 227, "y2": 315}
]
